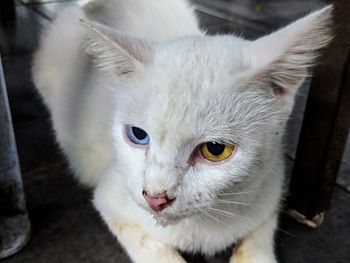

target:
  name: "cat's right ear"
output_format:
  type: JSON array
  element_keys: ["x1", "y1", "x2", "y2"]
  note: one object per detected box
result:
[
  {"x1": 81, "y1": 19, "x2": 153, "y2": 75},
  {"x1": 246, "y1": 5, "x2": 333, "y2": 97}
]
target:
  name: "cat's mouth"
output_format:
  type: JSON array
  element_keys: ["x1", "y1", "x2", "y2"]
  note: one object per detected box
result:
[
  {"x1": 137, "y1": 200, "x2": 190, "y2": 226},
  {"x1": 137, "y1": 202, "x2": 182, "y2": 226},
  {"x1": 135, "y1": 192, "x2": 201, "y2": 226},
  {"x1": 149, "y1": 204, "x2": 204, "y2": 227}
]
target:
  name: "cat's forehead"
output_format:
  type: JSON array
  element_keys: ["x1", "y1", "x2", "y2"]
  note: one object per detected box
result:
[
  {"x1": 154, "y1": 35, "x2": 250, "y2": 76},
  {"x1": 116, "y1": 36, "x2": 265, "y2": 147},
  {"x1": 121, "y1": 50, "x2": 256, "y2": 142}
]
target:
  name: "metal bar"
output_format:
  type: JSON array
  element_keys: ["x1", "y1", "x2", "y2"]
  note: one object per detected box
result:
[
  {"x1": 0, "y1": 53, "x2": 31, "y2": 258},
  {"x1": 287, "y1": 0, "x2": 350, "y2": 226}
]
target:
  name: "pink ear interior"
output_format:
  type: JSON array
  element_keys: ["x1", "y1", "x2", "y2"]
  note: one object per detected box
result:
[
  {"x1": 246, "y1": 5, "x2": 333, "y2": 96},
  {"x1": 82, "y1": 20, "x2": 153, "y2": 74}
]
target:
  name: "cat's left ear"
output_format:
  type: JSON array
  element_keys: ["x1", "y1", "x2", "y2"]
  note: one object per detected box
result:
[
  {"x1": 247, "y1": 5, "x2": 333, "y2": 96},
  {"x1": 81, "y1": 19, "x2": 153, "y2": 75}
]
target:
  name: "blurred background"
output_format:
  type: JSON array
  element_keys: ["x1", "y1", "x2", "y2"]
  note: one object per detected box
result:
[{"x1": 0, "y1": 0, "x2": 349, "y2": 262}]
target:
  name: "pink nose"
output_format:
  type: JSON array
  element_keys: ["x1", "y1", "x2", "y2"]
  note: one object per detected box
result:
[{"x1": 142, "y1": 191, "x2": 175, "y2": 212}]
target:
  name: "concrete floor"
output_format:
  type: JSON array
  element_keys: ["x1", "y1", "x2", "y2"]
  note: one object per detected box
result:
[{"x1": 1, "y1": 0, "x2": 350, "y2": 262}]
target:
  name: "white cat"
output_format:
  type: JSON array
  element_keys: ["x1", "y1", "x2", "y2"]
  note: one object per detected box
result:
[{"x1": 32, "y1": 0, "x2": 332, "y2": 262}]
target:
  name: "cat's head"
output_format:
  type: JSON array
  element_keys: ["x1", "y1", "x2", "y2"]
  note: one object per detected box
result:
[{"x1": 85, "y1": 6, "x2": 332, "y2": 225}]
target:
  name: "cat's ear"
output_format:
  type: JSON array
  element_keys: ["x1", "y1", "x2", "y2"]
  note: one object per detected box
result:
[
  {"x1": 81, "y1": 19, "x2": 153, "y2": 75},
  {"x1": 247, "y1": 5, "x2": 333, "y2": 96}
]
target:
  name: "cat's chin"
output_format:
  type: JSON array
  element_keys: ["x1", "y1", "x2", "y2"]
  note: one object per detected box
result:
[
  {"x1": 153, "y1": 213, "x2": 180, "y2": 227},
  {"x1": 152, "y1": 211, "x2": 190, "y2": 227}
]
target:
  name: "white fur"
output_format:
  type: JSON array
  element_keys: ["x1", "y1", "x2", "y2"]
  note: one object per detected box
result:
[{"x1": 32, "y1": 1, "x2": 333, "y2": 262}]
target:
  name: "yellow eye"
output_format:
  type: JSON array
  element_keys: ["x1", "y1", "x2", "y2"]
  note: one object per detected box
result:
[{"x1": 199, "y1": 142, "x2": 234, "y2": 162}]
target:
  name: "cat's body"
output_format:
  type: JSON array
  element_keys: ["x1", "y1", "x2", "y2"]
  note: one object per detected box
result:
[{"x1": 33, "y1": 0, "x2": 332, "y2": 262}]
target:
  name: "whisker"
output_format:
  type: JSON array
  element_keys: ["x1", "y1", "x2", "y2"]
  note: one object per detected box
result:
[
  {"x1": 208, "y1": 207, "x2": 253, "y2": 224},
  {"x1": 199, "y1": 208, "x2": 222, "y2": 224},
  {"x1": 219, "y1": 187, "x2": 289, "y2": 197},
  {"x1": 202, "y1": 209, "x2": 231, "y2": 226},
  {"x1": 276, "y1": 227, "x2": 296, "y2": 238},
  {"x1": 216, "y1": 199, "x2": 261, "y2": 207},
  {"x1": 199, "y1": 209, "x2": 220, "y2": 223},
  {"x1": 193, "y1": 213, "x2": 203, "y2": 221},
  {"x1": 219, "y1": 189, "x2": 262, "y2": 196}
]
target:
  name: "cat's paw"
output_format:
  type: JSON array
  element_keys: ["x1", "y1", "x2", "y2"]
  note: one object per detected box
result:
[
  {"x1": 137, "y1": 245, "x2": 187, "y2": 263},
  {"x1": 109, "y1": 221, "x2": 187, "y2": 263},
  {"x1": 229, "y1": 243, "x2": 277, "y2": 263},
  {"x1": 230, "y1": 253, "x2": 277, "y2": 263}
]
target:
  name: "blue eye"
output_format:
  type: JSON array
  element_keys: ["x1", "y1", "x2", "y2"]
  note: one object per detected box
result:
[{"x1": 125, "y1": 125, "x2": 150, "y2": 145}]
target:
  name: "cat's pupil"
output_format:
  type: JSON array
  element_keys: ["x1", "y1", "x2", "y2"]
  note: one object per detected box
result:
[
  {"x1": 207, "y1": 142, "x2": 225, "y2": 156},
  {"x1": 132, "y1": 127, "x2": 147, "y2": 140}
]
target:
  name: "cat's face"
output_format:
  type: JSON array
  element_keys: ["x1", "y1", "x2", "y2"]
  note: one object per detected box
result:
[
  {"x1": 109, "y1": 37, "x2": 287, "y2": 225},
  {"x1": 85, "y1": 6, "x2": 332, "y2": 225}
]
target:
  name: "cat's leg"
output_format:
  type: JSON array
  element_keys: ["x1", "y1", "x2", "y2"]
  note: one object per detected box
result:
[
  {"x1": 230, "y1": 213, "x2": 278, "y2": 263},
  {"x1": 107, "y1": 219, "x2": 187, "y2": 263}
]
